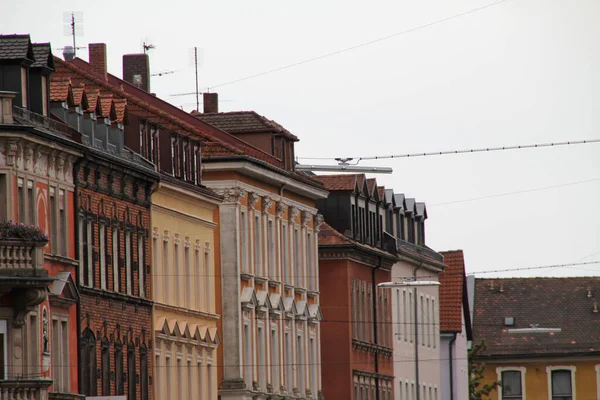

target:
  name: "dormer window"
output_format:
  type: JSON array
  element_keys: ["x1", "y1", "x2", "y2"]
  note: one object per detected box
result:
[
  {"x1": 41, "y1": 76, "x2": 47, "y2": 116},
  {"x1": 21, "y1": 67, "x2": 28, "y2": 108},
  {"x1": 193, "y1": 143, "x2": 201, "y2": 185},
  {"x1": 150, "y1": 125, "x2": 159, "y2": 164},
  {"x1": 170, "y1": 135, "x2": 180, "y2": 177}
]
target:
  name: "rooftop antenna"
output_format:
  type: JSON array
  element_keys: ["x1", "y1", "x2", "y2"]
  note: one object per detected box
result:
[
  {"x1": 193, "y1": 47, "x2": 200, "y2": 111},
  {"x1": 143, "y1": 41, "x2": 156, "y2": 54},
  {"x1": 63, "y1": 12, "x2": 84, "y2": 58}
]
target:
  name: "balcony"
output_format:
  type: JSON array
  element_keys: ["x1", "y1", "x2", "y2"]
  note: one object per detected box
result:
[
  {"x1": 0, "y1": 379, "x2": 52, "y2": 400},
  {"x1": 0, "y1": 240, "x2": 53, "y2": 327}
]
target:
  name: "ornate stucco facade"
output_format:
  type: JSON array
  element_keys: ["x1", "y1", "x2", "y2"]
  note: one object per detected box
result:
[{"x1": 205, "y1": 166, "x2": 328, "y2": 400}]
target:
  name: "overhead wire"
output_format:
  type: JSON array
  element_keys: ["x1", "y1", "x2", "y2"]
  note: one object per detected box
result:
[{"x1": 206, "y1": 0, "x2": 511, "y2": 90}]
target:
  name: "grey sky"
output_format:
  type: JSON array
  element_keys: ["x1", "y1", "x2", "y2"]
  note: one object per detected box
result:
[{"x1": 4, "y1": 0, "x2": 599, "y2": 277}]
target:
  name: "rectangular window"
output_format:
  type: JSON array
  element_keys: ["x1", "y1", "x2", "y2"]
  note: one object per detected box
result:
[
  {"x1": 307, "y1": 232, "x2": 314, "y2": 290},
  {"x1": 241, "y1": 210, "x2": 248, "y2": 273},
  {"x1": 27, "y1": 180, "x2": 34, "y2": 225},
  {"x1": 138, "y1": 233, "x2": 145, "y2": 298},
  {"x1": 420, "y1": 295, "x2": 425, "y2": 345},
  {"x1": 408, "y1": 291, "x2": 413, "y2": 343},
  {"x1": 58, "y1": 189, "x2": 66, "y2": 255},
  {"x1": 150, "y1": 125, "x2": 159, "y2": 164},
  {"x1": 17, "y1": 178, "x2": 25, "y2": 223},
  {"x1": 297, "y1": 334, "x2": 305, "y2": 394},
  {"x1": 99, "y1": 223, "x2": 106, "y2": 290},
  {"x1": 21, "y1": 67, "x2": 28, "y2": 107},
  {"x1": 285, "y1": 331, "x2": 292, "y2": 391},
  {"x1": 139, "y1": 121, "x2": 148, "y2": 158},
  {"x1": 41, "y1": 75, "x2": 48, "y2": 116},
  {"x1": 125, "y1": 231, "x2": 132, "y2": 295},
  {"x1": 551, "y1": 370, "x2": 572, "y2": 400},
  {"x1": 50, "y1": 186, "x2": 57, "y2": 252},
  {"x1": 182, "y1": 138, "x2": 189, "y2": 181},
  {"x1": 171, "y1": 136, "x2": 180, "y2": 177},
  {"x1": 204, "y1": 250, "x2": 211, "y2": 312},
  {"x1": 27, "y1": 313, "x2": 38, "y2": 376},
  {"x1": 112, "y1": 227, "x2": 120, "y2": 292},
  {"x1": 310, "y1": 337, "x2": 317, "y2": 396},
  {"x1": 426, "y1": 298, "x2": 431, "y2": 347},
  {"x1": 294, "y1": 228, "x2": 300, "y2": 285},
  {"x1": 271, "y1": 327, "x2": 279, "y2": 391},
  {"x1": 207, "y1": 361, "x2": 214, "y2": 400},
  {"x1": 501, "y1": 371, "x2": 522, "y2": 399},
  {"x1": 282, "y1": 224, "x2": 289, "y2": 283},
  {"x1": 268, "y1": 220, "x2": 275, "y2": 279},
  {"x1": 258, "y1": 325, "x2": 266, "y2": 390},
  {"x1": 244, "y1": 323, "x2": 252, "y2": 388},
  {"x1": 254, "y1": 214, "x2": 262, "y2": 276},
  {"x1": 432, "y1": 299, "x2": 436, "y2": 348},
  {"x1": 51, "y1": 317, "x2": 69, "y2": 392},
  {"x1": 0, "y1": 320, "x2": 6, "y2": 379}
]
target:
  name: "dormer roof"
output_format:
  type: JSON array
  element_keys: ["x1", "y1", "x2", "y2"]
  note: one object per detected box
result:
[
  {"x1": 405, "y1": 198, "x2": 416, "y2": 214},
  {"x1": 384, "y1": 189, "x2": 395, "y2": 206},
  {"x1": 416, "y1": 202, "x2": 427, "y2": 219},
  {"x1": 0, "y1": 34, "x2": 34, "y2": 63},
  {"x1": 31, "y1": 43, "x2": 54, "y2": 70},
  {"x1": 194, "y1": 110, "x2": 299, "y2": 141},
  {"x1": 50, "y1": 78, "x2": 73, "y2": 104},
  {"x1": 394, "y1": 193, "x2": 406, "y2": 210}
]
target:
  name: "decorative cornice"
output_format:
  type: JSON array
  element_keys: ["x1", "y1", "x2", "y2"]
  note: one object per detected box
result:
[
  {"x1": 289, "y1": 206, "x2": 300, "y2": 222},
  {"x1": 248, "y1": 192, "x2": 260, "y2": 209},
  {"x1": 301, "y1": 210, "x2": 312, "y2": 227},
  {"x1": 261, "y1": 196, "x2": 273, "y2": 214}
]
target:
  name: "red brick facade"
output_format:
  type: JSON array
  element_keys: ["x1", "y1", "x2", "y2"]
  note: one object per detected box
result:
[{"x1": 75, "y1": 157, "x2": 157, "y2": 400}]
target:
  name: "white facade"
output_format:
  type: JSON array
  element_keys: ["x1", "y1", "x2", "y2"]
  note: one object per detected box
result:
[
  {"x1": 440, "y1": 312, "x2": 469, "y2": 400},
  {"x1": 391, "y1": 260, "x2": 442, "y2": 400}
]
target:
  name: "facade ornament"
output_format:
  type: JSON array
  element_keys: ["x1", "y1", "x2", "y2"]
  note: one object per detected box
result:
[
  {"x1": 57, "y1": 156, "x2": 65, "y2": 180},
  {"x1": 162, "y1": 230, "x2": 170, "y2": 242},
  {"x1": 152, "y1": 227, "x2": 160, "y2": 239},
  {"x1": 173, "y1": 233, "x2": 180, "y2": 246},
  {"x1": 24, "y1": 146, "x2": 34, "y2": 171},
  {"x1": 5, "y1": 141, "x2": 18, "y2": 166},
  {"x1": 301, "y1": 210, "x2": 311, "y2": 227},
  {"x1": 276, "y1": 201, "x2": 287, "y2": 220},
  {"x1": 289, "y1": 206, "x2": 300, "y2": 222},
  {"x1": 204, "y1": 242, "x2": 211, "y2": 254},
  {"x1": 184, "y1": 236, "x2": 191, "y2": 249},
  {"x1": 248, "y1": 192, "x2": 259, "y2": 209},
  {"x1": 314, "y1": 214, "x2": 325, "y2": 232},
  {"x1": 195, "y1": 239, "x2": 202, "y2": 252},
  {"x1": 214, "y1": 187, "x2": 246, "y2": 205},
  {"x1": 261, "y1": 196, "x2": 273, "y2": 214}
]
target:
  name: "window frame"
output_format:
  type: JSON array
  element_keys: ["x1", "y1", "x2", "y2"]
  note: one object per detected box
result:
[
  {"x1": 546, "y1": 366, "x2": 575, "y2": 400},
  {"x1": 496, "y1": 366, "x2": 527, "y2": 400}
]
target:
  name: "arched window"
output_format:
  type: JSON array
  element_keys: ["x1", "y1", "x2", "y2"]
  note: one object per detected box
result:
[
  {"x1": 101, "y1": 337, "x2": 110, "y2": 395},
  {"x1": 140, "y1": 344, "x2": 149, "y2": 400},
  {"x1": 79, "y1": 328, "x2": 97, "y2": 396},
  {"x1": 115, "y1": 339, "x2": 124, "y2": 395},
  {"x1": 127, "y1": 340, "x2": 136, "y2": 400}
]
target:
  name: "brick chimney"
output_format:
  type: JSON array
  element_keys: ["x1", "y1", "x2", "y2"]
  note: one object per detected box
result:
[
  {"x1": 123, "y1": 54, "x2": 150, "y2": 93},
  {"x1": 203, "y1": 92, "x2": 218, "y2": 113},
  {"x1": 88, "y1": 43, "x2": 107, "y2": 80}
]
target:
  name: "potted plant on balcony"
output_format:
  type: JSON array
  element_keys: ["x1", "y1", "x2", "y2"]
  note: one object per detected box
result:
[{"x1": 0, "y1": 221, "x2": 49, "y2": 244}]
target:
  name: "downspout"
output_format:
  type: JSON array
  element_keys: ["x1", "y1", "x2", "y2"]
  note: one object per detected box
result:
[
  {"x1": 413, "y1": 263, "x2": 422, "y2": 400},
  {"x1": 373, "y1": 256, "x2": 382, "y2": 400},
  {"x1": 448, "y1": 333, "x2": 458, "y2": 400},
  {"x1": 73, "y1": 158, "x2": 82, "y2": 394}
]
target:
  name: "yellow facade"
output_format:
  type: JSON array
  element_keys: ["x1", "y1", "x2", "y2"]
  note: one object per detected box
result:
[
  {"x1": 481, "y1": 359, "x2": 600, "y2": 400},
  {"x1": 151, "y1": 181, "x2": 221, "y2": 400}
]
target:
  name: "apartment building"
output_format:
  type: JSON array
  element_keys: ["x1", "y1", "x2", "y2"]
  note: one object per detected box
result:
[
  {"x1": 0, "y1": 35, "x2": 83, "y2": 399},
  {"x1": 194, "y1": 100, "x2": 329, "y2": 399},
  {"x1": 315, "y1": 174, "x2": 397, "y2": 400}
]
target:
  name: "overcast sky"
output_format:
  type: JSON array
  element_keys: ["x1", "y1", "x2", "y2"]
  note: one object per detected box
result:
[{"x1": 4, "y1": 0, "x2": 599, "y2": 278}]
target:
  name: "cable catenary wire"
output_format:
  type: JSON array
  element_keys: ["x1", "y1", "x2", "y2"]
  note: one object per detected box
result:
[{"x1": 207, "y1": 0, "x2": 510, "y2": 90}]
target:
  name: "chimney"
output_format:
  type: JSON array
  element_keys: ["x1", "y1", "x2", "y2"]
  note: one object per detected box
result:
[
  {"x1": 88, "y1": 43, "x2": 107, "y2": 80},
  {"x1": 203, "y1": 92, "x2": 218, "y2": 113},
  {"x1": 123, "y1": 54, "x2": 150, "y2": 93}
]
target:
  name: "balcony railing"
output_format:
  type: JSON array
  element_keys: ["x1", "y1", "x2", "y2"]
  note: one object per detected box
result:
[
  {"x1": 0, "y1": 379, "x2": 52, "y2": 400},
  {"x1": 0, "y1": 241, "x2": 46, "y2": 277},
  {"x1": 12, "y1": 106, "x2": 74, "y2": 139},
  {"x1": 396, "y1": 238, "x2": 444, "y2": 263}
]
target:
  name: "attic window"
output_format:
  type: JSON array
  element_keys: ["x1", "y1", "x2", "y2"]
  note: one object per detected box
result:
[{"x1": 504, "y1": 317, "x2": 515, "y2": 326}]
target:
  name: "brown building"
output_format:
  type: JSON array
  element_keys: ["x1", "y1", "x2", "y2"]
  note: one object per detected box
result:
[
  {"x1": 315, "y1": 174, "x2": 397, "y2": 400},
  {"x1": 48, "y1": 69, "x2": 160, "y2": 399}
]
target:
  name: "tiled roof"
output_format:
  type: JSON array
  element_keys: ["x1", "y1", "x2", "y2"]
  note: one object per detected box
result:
[
  {"x1": 0, "y1": 34, "x2": 33, "y2": 61},
  {"x1": 31, "y1": 43, "x2": 54, "y2": 69},
  {"x1": 314, "y1": 174, "x2": 362, "y2": 191},
  {"x1": 112, "y1": 99, "x2": 127, "y2": 123},
  {"x1": 194, "y1": 111, "x2": 298, "y2": 140},
  {"x1": 85, "y1": 88, "x2": 100, "y2": 113},
  {"x1": 98, "y1": 95, "x2": 116, "y2": 119},
  {"x1": 439, "y1": 250, "x2": 466, "y2": 333},
  {"x1": 49, "y1": 78, "x2": 72, "y2": 102},
  {"x1": 473, "y1": 277, "x2": 600, "y2": 357},
  {"x1": 71, "y1": 84, "x2": 86, "y2": 107},
  {"x1": 366, "y1": 178, "x2": 377, "y2": 196}
]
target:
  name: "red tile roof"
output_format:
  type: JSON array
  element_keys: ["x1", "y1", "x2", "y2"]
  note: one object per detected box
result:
[
  {"x1": 71, "y1": 84, "x2": 86, "y2": 107},
  {"x1": 439, "y1": 250, "x2": 466, "y2": 333},
  {"x1": 112, "y1": 99, "x2": 127, "y2": 123},
  {"x1": 314, "y1": 174, "x2": 363, "y2": 191},
  {"x1": 474, "y1": 277, "x2": 600, "y2": 357},
  {"x1": 49, "y1": 78, "x2": 71, "y2": 102},
  {"x1": 193, "y1": 110, "x2": 298, "y2": 140}
]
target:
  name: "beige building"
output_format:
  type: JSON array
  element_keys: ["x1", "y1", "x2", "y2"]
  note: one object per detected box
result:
[
  {"x1": 151, "y1": 180, "x2": 222, "y2": 400},
  {"x1": 195, "y1": 106, "x2": 329, "y2": 400}
]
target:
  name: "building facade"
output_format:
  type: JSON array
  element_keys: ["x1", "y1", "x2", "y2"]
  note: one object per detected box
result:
[
  {"x1": 473, "y1": 277, "x2": 600, "y2": 400},
  {"x1": 438, "y1": 250, "x2": 472, "y2": 400},
  {"x1": 387, "y1": 192, "x2": 445, "y2": 400},
  {"x1": 315, "y1": 174, "x2": 396, "y2": 400},
  {"x1": 194, "y1": 105, "x2": 329, "y2": 400},
  {"x1": 0, "y1": 35, "x2": 83, "y2": 399}
]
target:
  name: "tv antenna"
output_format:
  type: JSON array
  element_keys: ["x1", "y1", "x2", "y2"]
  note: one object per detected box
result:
[
  {"x1": 63, "y1": 12, "x2": 84, "y2": 57},
  {"x1": 143, "y1": 41, "x2": 156, "y2": 54}
]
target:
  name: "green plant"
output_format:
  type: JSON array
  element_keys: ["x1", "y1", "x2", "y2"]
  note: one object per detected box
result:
[
  {"x1": 469, "y1": 340, "x2": 500, "y2": 400},
  {"x1": 0, "y1": 221, "x2": 49, "y2": 242}
]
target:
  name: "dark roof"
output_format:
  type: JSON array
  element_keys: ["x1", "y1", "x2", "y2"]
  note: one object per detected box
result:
[
  {"x1": 31, "y1": 43, "x2": 54, "y2": 69},
  {"x1": 473, "y1": 277, "x2": 600, "y2": 357},
  {"x1": 385, "y1": 189, "x2": 395, "y2": 205},
  {"x1": 416, "y1": 202, "x2": 427, "y2": 218},
  {"x1": 405, "y1": 198, "x2": 415, "y2": 213},
  {"x1": 439, "y1": 250, "x2": 468, "y2": 333},
  {"x1": 0, "y1": 34, "x2": 34, "y2": 62},
  {"x1": 394, "y1": 193, "x2": 405, "y2": 210},
  {"x1": 194, "y1": 111, "x2": 298, "y2": 140}
]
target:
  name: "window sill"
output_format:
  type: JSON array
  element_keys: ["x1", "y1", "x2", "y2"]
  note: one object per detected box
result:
[{"x1": 240, "y1": 272, "x2": 253, "y2": 281}]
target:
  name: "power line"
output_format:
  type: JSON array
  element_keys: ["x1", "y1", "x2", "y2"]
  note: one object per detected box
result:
[
  {"x1": 298, "y1": 138, "x2": 600, "y2": 162},
  {"x1": 428, "y1": 178, "x2": 600, "y2": 206},
  {"x1": 469, "y1": 261, "x2": 600, "y2": 275},
  {"x1": 207, "y1": 0, "x2": 511, "y2": 90}
]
